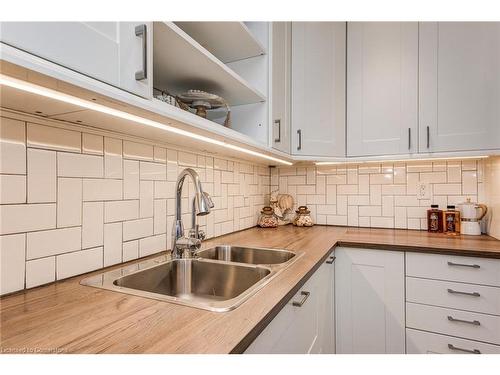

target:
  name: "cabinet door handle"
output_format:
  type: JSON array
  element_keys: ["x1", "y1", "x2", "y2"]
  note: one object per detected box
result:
[
  {"x1": 135, "y1": 24, "x2": 147, "y2": 81},
  {"x1": 292, "y1": 291, "x2": 310, "y2": 307},
  {"x1": 297, "y1": 129, "x2": 302, "y2": 151},
  {"x1": 326, "y1": 256, "x2": 336, "y2": 264},
  {"x1": 448, "y1": 344, "x2": 481, "y2": 354},
  {"x1": 408, "y1": 128, "x2": 411, "y2": 150},
  {"x1": 447, "y1": 315, "x2": 481, "y2": 326},
  {"x1": 426, "y1": 126, "x2": 430, "y2": 149},
  {"x1": 274, "y1": 119, "x2": 281, "y2": 143},
  {"x1": 447, "y1": 288, "x2": 481, "y2": 297},
  {"x1": 447, "y1": 261, "x2": 480, "y2": 269}
]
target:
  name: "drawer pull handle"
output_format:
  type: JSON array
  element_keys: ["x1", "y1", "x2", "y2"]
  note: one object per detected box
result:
[
  {"x1": 447, "y1": 261, "x2": 480, "y2": 269},
  {"x1": 326, "y1": 256, "x2": 336, "y2": 264},
  {"x1": 292, "y1": 291, "x2": 310, "y2": 307},
  {"x1": 447, "y1": 288, "x2": 480, "y2": 297},
  {"x1": 447, "y1": 315, "x2": 481, "y2": 326},
  {"x1": 448, "y1": 344, "x2": 481, "y2": 354}
]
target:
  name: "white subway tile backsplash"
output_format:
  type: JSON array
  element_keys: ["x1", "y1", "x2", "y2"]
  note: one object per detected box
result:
[
  {"x1": 123, "y1": 141, "x2": 153, "y2": 161},
  {"x1": 154, "y1": 147, "x2": 167, "y2": 163},
  {"x1": 27, "y1": 226, "x2": 81, "y2": 259},
  {"x1": 82, "y1": 202, "x2": 104, "y2": 248},
  {"x1": 123, "y1": 160, "x2": 139, "y2": 199},
  {"x1": 140, "y1": 161, "x2": 166, "y2": 181},
  {"x1": 1, "y1": 114, "x2": 269, "y2": 295},
  {"x1": 0, "y1": 117, "x2": 26, "y2": 174},
  {"x1": 83, "y1": 179, "x2": 122, "y2": 201},
  {"x1": 462, "y1": 171, "x2": 478, "y2": 195},
  {"x1": 0, "y1": 175, "x2": 26, "y2": 204},
  {"x1": 27, "y1": 149, "x2": 56, "y2": 203},
  {"x1": 58, "y1": 152, "x2": 103, "y2": 178},
  {"x1": 0, "y1": 204, "x2": 56, "y2": 235},
  {"x1": 104, "y1": 137, "x2": 123, "y2": 179},
  {"x1": 154, "y1": 199, "x2": 167, "y2": 235},
  {"x1": 274, "y1": 159, "x2": 483, "y2": 232},
  {"x1": 27, "y1": 123, "x2": 81, "y2": 153},
  {"x1": 140, "y1": 181, "x2": 154, "y2": 218},
  {"x1": 26, "y1": 257, "x2": 55, "y2": 288},
  {"x1": 447, "y1": 162, "x2": 462, "y2": 183},
  {"x1": 56, "y1": 246, "x2": 103, "y2": 279},
  {"x1": 82, "y1": 133, "x2": 103, "y2": 155},
  {"x1": 178, "y1": 151, "x2": 198, "y2": 167},
  {"x1": 122, "y1": 240, "x2": 139, "y2": 262},
  {"x1": 104, "y1": 200, "x2": 139, "y2": 223},
  {"x1": 123, "y1": 218, "x2": 153, "y2": 241},
  {"x1": 0, "y1": 233, "x2": 25, "y2": 294},
  {"x1": 57, "y1": 178, "x2": 82, "y2": 227},
  {"x1": 104, "y1": 222, "x2": 122, "y2": 267},
  {"x1": 139, "y1": 234, "x2": 166, "y2": 257},
  {"x1": 433, "y1": 183, "x2": 462, "y2": 195}
]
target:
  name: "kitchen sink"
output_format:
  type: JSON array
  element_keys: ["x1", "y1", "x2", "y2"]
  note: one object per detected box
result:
[
  {"x1": 196, "y1": 245, "x2": 296, "y2": 265},
  {"x1": 81, "y1": 247, "x2": 302, "y2": 312}
]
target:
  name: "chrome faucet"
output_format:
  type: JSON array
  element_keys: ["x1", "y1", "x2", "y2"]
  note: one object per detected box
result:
[{"x1": 171, "y1": 168, "x2": 214, "y2": 258}]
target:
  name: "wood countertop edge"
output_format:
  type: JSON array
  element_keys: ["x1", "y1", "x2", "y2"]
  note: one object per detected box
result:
[{"x1": 336, "y1": 240, "x2": 500, "y2": 259}]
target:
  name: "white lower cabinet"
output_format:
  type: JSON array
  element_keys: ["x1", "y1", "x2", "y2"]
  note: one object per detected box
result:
[
  {"x1": 335, "y1": 247, "x2": 405, "y2": 354},
  {"x1": 245, "y1": 252, "x2": 335, "y2": 354}
]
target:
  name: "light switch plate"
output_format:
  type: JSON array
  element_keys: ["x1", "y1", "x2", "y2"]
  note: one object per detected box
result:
[{"x1": 417, "y1": 181, "x2": 431, "y2": 200}]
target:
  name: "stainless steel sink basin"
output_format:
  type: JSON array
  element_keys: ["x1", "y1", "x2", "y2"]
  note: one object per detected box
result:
[
  {"x1": 196, "y1": 245, "x2": 296, "y2": 265},
  {"x1": 81, "y1": 246, "x2": 302, "y2": 312}
]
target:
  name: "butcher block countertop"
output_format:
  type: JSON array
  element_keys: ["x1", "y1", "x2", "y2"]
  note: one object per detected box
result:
[{"x1": 1, "y1": 226, "x2": 500, "y2": 354}]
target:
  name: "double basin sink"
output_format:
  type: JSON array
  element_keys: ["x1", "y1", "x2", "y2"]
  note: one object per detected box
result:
[{"x1": 81, "y1": 245, "x2": 302, "y2": 312}]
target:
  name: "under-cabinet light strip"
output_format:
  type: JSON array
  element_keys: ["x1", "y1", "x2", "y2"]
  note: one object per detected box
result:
[
  {"x1": 0, "y1": 74, "x2": 293, "y2": 166},
  {"x1": 315, "y1": 155, "x2": 489, "y2": 166}
]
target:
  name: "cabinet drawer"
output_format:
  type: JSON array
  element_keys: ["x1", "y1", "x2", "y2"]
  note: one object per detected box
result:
[
  {"x1": 406, "y1": 328, "x2": 500, "y2": 354},
  {"x1": 407, "y1": 277, "x2": 500, "y2": 316},
  {"x1": 407, "y1": 302, "x2": 500, "y2": 345},
  {"x1": 406, "y1": 252, "x2": 500, "y2": 287}
]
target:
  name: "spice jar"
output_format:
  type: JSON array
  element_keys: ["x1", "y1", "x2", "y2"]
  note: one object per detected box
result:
[
  {"x1": 293, "y1": 206, "x2": 314, "y2": 227},
  {"x1": 443, "y1": 205, "x2": 461, "y2": 236},
  {"x1": 427, "y1": 204, "x2": 443, "y2": 233},
  {"x1": 258, "y1": 206, "x2": 278, "y2": 228}
]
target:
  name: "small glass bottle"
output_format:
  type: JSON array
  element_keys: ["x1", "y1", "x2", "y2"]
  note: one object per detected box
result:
[
  {"x1": 427, "y1": 204, "x2": 443, "y2": 233},
  {"x1": 257, "y1": 206, "x2": 278, "y2": 228},
  {"x1": 443, "y1": 205, "x2": 461, "y2": 235}
]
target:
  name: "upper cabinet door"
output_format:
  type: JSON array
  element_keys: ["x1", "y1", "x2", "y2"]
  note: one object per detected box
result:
[
  {"x1": 271, "y1": 22, "x2": 291, "y2": 153},
  {"x1": 0, "y1": 22, "x2": 152, "y2": 98},
  {"x1": 347, "y1": 22, "x2": 418, "y2": 157},
  {"x1": 419, "y1": 22, "x2": 500, "y2": 153},
  {"x1": 291, "y1": 22, "x2": 346, "y2": 157}
]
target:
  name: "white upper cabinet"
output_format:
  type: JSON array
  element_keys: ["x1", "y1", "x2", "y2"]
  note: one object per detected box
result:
[
  {"x1": 347, "y1": 22, "x2": 418, "y2": 157},
  {"x1": 271, "y1": 22, "x2": 291, "y2": 153},
  {"x1": 419, "y1": 22, "x2": 500, "y2": 153},
  {"x1": 335, "y1": 247, "x2": 405, "y2": 354},
  {"x1": 291, "y1": 22, "x2": 346, "y2": 157},
  {"x1": 0, "y1": 22, "x2": 152, "y2": 98}
]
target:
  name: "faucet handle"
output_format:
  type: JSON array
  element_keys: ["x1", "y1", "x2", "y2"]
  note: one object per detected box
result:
[
  {"x1": 175, "y1": 236, "x2": 202, "y2": 253},
  {"x1": 188, "y1": 227, "x2": 206, "y2": 241}
]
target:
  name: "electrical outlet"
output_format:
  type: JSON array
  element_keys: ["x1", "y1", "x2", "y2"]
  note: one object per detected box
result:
[{"x1": 417, "y1": 181, "x2": 431, "y2": 200}]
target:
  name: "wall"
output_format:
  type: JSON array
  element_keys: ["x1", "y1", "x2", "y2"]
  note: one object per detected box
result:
[
  {"x1": 272, "y1": 159, "x2": 485, "y2": 230},
  {"x1": 485, "y1": 156, "x2": 500, "y2": 240},
  {"x1": 0, "y1": 112, "x2": 270, "y2": 296}
]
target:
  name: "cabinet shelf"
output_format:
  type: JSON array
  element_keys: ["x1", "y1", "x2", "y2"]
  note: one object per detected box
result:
[
  {"x1": 174, "y1": 22, "x2": 266, "y2": 63},
  {"x1": 153, "y1": 22, "x2": 266, "y2": 107}
]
